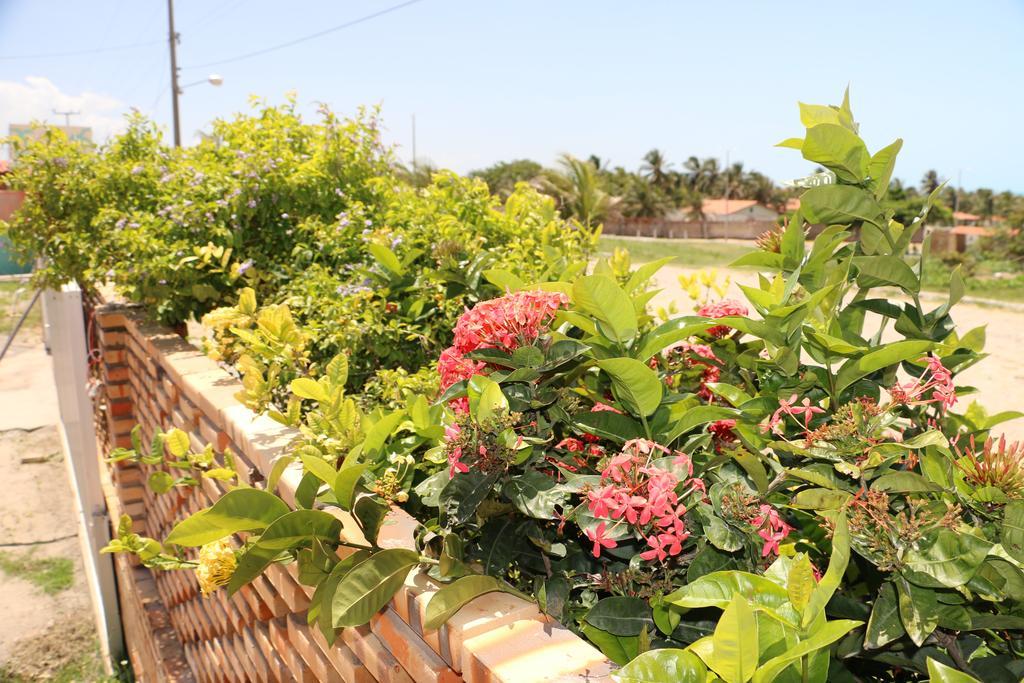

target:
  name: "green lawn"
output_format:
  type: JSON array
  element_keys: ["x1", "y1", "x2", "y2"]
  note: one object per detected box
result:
[
  {"x1": 597, "y1": 236, "x2": 750, "y2": 269},
  {"x1": 600, "y1": 235, "x2": 1024, "y2": 304}
]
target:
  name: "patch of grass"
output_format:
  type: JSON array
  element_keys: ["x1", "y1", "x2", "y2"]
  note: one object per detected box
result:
[
  {"x1": 598, "y1": 236, "x2": 750, "y2": 269},
  {"x1": 0, "y1": 550, "x2": 74, "y2": 595},
  {"x1": 0, "y1": 279, "x2": 42, "y2": 336}
]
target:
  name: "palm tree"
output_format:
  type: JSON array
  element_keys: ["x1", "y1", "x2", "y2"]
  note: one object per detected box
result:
[
  {"x1": 683, "y1": 156, "x2": 721, "y2": 195},
  {"x1": 682, "y1": 188, "x2": 708, "y2": 238},
  {"x1": 536, "y1": 154, "x2": 611, "y2": 228},
  {"x1": 621, "y1": 178, "x2": 673, "y2": 218},
  {"x1": 641, "y1": 149, "x2": 672, "y2": 190},
  {"x1": 921, "y1": 169, "x2": 942, "y2": 195}
]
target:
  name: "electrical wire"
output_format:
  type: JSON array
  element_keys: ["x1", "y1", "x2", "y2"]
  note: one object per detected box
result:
[
  {"x1": 181, "y1": 0, "x2": 429, "y2": 69},
  {"x1": 0, "y1": 39, "x2": 162, "y2": 61}
]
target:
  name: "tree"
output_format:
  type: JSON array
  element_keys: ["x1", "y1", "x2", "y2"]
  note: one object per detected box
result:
[
  {"x1": 469, "y1": 159, "x2": 543, "y2": 200},
  {"x1": 920, "y1": 169, "x2": 942, "y2": 194},
  {"x1": 536, "y1": 154, "x2": 611, "y2": 228},
  {"x1": 640, "y1": 149, "x2": 672, "y2": 191},
  {"x1": 620, "y1": 177, "x2": 673, "y2": 218}
]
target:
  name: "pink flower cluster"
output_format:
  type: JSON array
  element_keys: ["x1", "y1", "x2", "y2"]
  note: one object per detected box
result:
[
  {"x1": 444, "y1": 422, "x2": 468, "y2": 476},
  {"x1": 762, "y1": 394, "x2": 825, "y2": 435},
  {"x1": 671, "y1": 342, "x2": 720, "y2": 401},
  {"x1": 437, "y1": 290, "x2": 569, "y2": 411},
  {"x1": 891, "y1": 355, "x2": 957, "y2": 412},
  {"x1": 584, "y1": 439, "x2": 705, "y2": 562},
  {"x1": 697, "y1": 299, "x2": 749, "y2": 338},
  {"x1": 751, "y1": 504, "x2": 794, "y2": 557}
]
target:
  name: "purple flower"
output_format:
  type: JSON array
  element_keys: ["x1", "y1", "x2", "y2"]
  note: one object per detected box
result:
[
  {"x1": 130, "y1": 165, "x2": 144, "y2": 175},
  {"x1": 238, "y1": 259, "x2": 253, "y2": 275},
  {"x1": 247, "y1": 199, "x2": 257, "y2": 209},
  {"x1": 364, "y1": 219, "x2": 373, "y2": 227}
]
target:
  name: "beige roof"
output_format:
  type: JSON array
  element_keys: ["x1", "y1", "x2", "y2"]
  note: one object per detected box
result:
[{"x1": 701, "y1": 199, "x2": 760, "y2": 216}]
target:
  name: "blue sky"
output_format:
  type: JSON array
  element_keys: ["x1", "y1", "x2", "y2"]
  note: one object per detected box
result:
[{"x1": 1, "y1": 0, "x2": 1022, "y2": 191}]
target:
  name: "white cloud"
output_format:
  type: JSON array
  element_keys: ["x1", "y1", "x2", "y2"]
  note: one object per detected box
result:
[{"x1": 0, "y1": 76, "x2": 129, "y2": 148}]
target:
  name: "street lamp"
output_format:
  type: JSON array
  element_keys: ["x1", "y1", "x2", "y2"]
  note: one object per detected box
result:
[{"x1": 179, "y1": 74, "x2": 224, "y2": 92}]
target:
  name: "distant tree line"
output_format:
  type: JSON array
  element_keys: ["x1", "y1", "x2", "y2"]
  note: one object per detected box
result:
[{"x1": 400, "y1": 151, "x2": 1024, "y2": 232}]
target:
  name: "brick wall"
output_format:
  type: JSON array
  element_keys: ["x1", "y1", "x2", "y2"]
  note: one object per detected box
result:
[
  {"x1": 92, "y1": 298, "x2": 614, "y2": 683},
  {"x1": 602, "y1": 218, "x2": 776, "y2": 240}
]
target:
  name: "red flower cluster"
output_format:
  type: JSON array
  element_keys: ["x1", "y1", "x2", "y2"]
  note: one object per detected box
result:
[
  {"x1": 697, "y1": 299, "x2": 749, "y2": 338},
  {"x1": 438, "y1": 290, "x2": 569, "y2": 411},
  {"x1": 669, "y1": 342, "x2": 720, "y2": 401},
  {"x1": 584, "y1": 439, "x2": 704, "y2": 562},
  {"x1": 751, "y1": 504, "x2": 793, "y2": 557},
  {"x1": 890, "y1": 354, "x2": 957, "y2": 413}
]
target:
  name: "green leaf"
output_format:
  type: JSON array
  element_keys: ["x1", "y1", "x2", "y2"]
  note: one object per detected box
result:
[
  {"x1": 800, "y1": 185, "x2": 883, "y2": 229},
  {"x1": 361, "y1": 409, "x2": 405, "y2": 457},
  {"x1": 580, "y1": 624, "x2": 636, "y2": 666},
  {"x1": 800, "y1": 124, "x2": 869, "y2": 182},
  {"x1": 502, "y1": 470, "x2": 570, "y2": 519},
  {"x1": 229, "y1": 510, "x2": 343, "y2": 591},
  {"x1": 367, "y1": 243, "x2": 405, "y2": 276},
  {"x1": 666, "y1": 571, "x2": 795, "y2": 624},
  {"x1": 469, "y1": 375, "x2": 509, "y2": 424},
  {"x1": 148, "y1": 471, "x2": 175, "y2": 494},
  {"x1": 1002, "y1": 500, "x2": 1024, "y2": 563},
  {"x1": 573, "y1": 410, "x2": 645, "y2": 444},
  {"x1": 423, "y1": 575, "x2": 517, "y2": 629},
  {"x1": 751, "y1": 618, "x2": 862, "y2": 683},
  {"x1": 334, "y1": 464, "x2": 369, "y2": 511},
  {"x1": 483, "y1": 268, "x2": 526, "y2": 292},
  {"x1": 895, "y1": 575, "x2": 938, "y2": 646},
  {"x1": 853, "y1": 256, "x2": 919, "y2": 293},
  {"x1": 299, "y1": 452, "x2": 338, "y2": 487},
  {"x1": 787, "y1": 554, "x2": 816, "y2": 619},
  {"x1": 614, "y1": 649, "x2": 708, "y2": 683},
  {"x1": 326, "y1": 354, "x2": 349, "y2": 388},
  {"x1": 573, "y1": 275, "x2": 638, "y2": 343},
  {"x1": 835, "y1": 340, "x2": 934, "y2": 396},
  {"x1": 666, "y1": 405, "x2": 739, "y2": 442},
  {"x1": 709, "y1": 594, "x2": 758, "y2": 683},
  {"x1": 871, "y1": 471, "x2": 943, "y2": 493},
  {"x1": 867, "y1": 139, "x2": 903, "y2": 199},
  {"x1": 439, "y1": 471, "x2": 500, "y2": 527},
  {"x1": 802, "y1": 511, "x2": 849, "y2": 628},
  {"x1": 864, "y1": 581, "x2": 904, "y2": 649},
  {"x1": 290, "y1": 377, "x2": 329, "y2": 403},
  {"x1": 902, "y1": 529, "x2": 991, "y2": 588},
  {"x1": 597, "y1": 358, "x2": 663, "y2": 417},
  {"x1": 926, "y1": 658, "x2": 980, "y2": 683},
  {"x1": 165, "y1": 489, "x2": 290, "y2": 546},
  {"x1": 331, "y1": 548, "x2": 419, "y2": 628},
  {"x1": 313, "y1": 549, "x2": 370, "y2": 641},
  {"x1": 165, "y1": 428, "x2": 190, "y2": 458},
  {"x1": 584, "y1": 596, "x2": 655, "y2": 637}
]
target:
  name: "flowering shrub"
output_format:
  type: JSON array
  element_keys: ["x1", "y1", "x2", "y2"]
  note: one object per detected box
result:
[{"x1": 92, "y1": 91, "x2": 1024, "y2": 682}]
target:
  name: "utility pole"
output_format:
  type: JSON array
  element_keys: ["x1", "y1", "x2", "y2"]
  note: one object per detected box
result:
[
  {"x1": 167, "y1": 0, "x2": 182, "y2": 147},
  {"x1": 52, "y1": 109, "x2": 80, "y2": 131}
]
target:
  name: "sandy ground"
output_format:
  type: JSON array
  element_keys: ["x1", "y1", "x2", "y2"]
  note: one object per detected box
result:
[
  {"x1": 0, "y1": 316, "x2": 105, "y2": 678},
  {"x1": 650, "y1": 263, "x2": 1024, "y2": 442}
]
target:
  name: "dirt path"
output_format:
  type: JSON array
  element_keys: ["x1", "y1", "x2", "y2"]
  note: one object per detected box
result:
[
  {"x1": 0, "y1": 307, "x2": 109, "y2": 679},
  {"x1": 649, "y1": 264, "x2": 1024, "y2": 442}
]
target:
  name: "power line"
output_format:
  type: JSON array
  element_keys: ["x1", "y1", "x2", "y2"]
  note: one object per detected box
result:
[
  {"x1": 181, "y1": 0, "x2": 429, "y2": 70},
  {"x1": 0, "y1": 39, "x2": 162, "y2": 61}
]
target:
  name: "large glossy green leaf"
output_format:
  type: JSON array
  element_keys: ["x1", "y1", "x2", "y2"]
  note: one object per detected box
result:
[
  {"x1": 1001, "y1": 500, "x2": 1024, "y2": 563},
  {"x1": 581, "y1": 624, "x2": 637, "y2": 666},
  {"x1": 423, "y1": 574, "x2": 517, "y2": 629},
  {"x1": 334, "y1": 463, "x2": 369, "y2": 511},
  {"x1": 800, "y1": 185, "x2": 883, "y2": 228},
  {"x1": 165, "y1": 489, "x2": 290, "y2": 546},
  {"x1": 835, "y1": 340, "x2": 933, "y2": 396},
  {"x1": 786, "y1": 554, "x2": 816, "y2": 619},
  {"x1": 871, "y1": 471, "x2": 943, "y2": 493},
  {"x1": 468, "y1": 374, "x2": 509, "y2": 424},
  {"x1": 895, "y1": 575, "x2": 938, "y2": 646},
  {"x1": 367, "y1": 243, "x2": 405, "y2": 276},
  {"x1": 614, "y1": 648, "x2": 707, "y2": 683},
  {"x1": 228, "y1": 509, "x2": 343, "y2": 592},
  {"x1": 926, "y1": 657, "x2": 980, "y2": 682},
  {"x1": 801, "y1": 511, "x2": 849, "y2": 628},
  {"x1": 299, "y1": 451, "x2": 338, "y2": 487},
  {"x1": 502, "y1": 469, "x2": 570, "y2": 519},
  {"x1": 331, "y1": 548, "x2": 419, "y2": 627},
  {"x1": 597, "y1": 358, "x2": 663, "y2": 417},
  {"x1": 709, "y1": 594, "x2": 758, "y2": 683},
  {"x1": 666, "y1": 405, "x2": 739, "y2": 442},
  {"x1": 667, "y1": 571, "x2": 795, "y2": 625},
  {"x1": 867, "y1": 139, "x2": 903, "y2": 199},
  {"x1": 584, "y1": 596, "x2": 655, "y2": 637},
  {"x1": 801, "y1": 124, "x2": 869, "y2": 182},
  {"x1": 290, "y1": 377, "x2": 330, "y2": 403},
  {"x1": 573, "y1": 275, "x2": 638, "y2": 343},
  {"x1": 864, "y1": 581, "x2": 904, "y2": 649},
  {"x1": 573, "y1": 410, "x2": 645, "y2": 444},
  {"x1": 313, "y1": 549, "x2": 370, "y2": 641},
  {"x1": 853, "y1": 256, "x2": 919, "y2": 293},
  {"x1": 902, "y1": 529, "x2": 991, "y2": 588},
  {"x1": 751, "y1": 618, "x2": 861, "y2": 683},
  {"x1": 165, "y1": 428, "x2": 191, "y2": 458}
]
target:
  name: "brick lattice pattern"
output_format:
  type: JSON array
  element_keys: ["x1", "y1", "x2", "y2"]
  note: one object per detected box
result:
[{"x1": 91, "y1": 299, "x2": 614, "y2": 683}]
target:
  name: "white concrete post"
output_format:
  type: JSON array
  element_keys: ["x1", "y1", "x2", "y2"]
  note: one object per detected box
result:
[{"x1": 44, "y1": 283, "x2": 124, "y2": 669}]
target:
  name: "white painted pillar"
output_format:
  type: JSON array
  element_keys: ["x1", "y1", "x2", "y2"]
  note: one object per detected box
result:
[{"x1": 44, "y1": 283, "x2": 124, "y2": 670}]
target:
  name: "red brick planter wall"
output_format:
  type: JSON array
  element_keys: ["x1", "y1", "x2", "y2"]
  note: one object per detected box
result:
[{"x1": 92, "y1": 298, "x2": 614, "y2": 683}]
